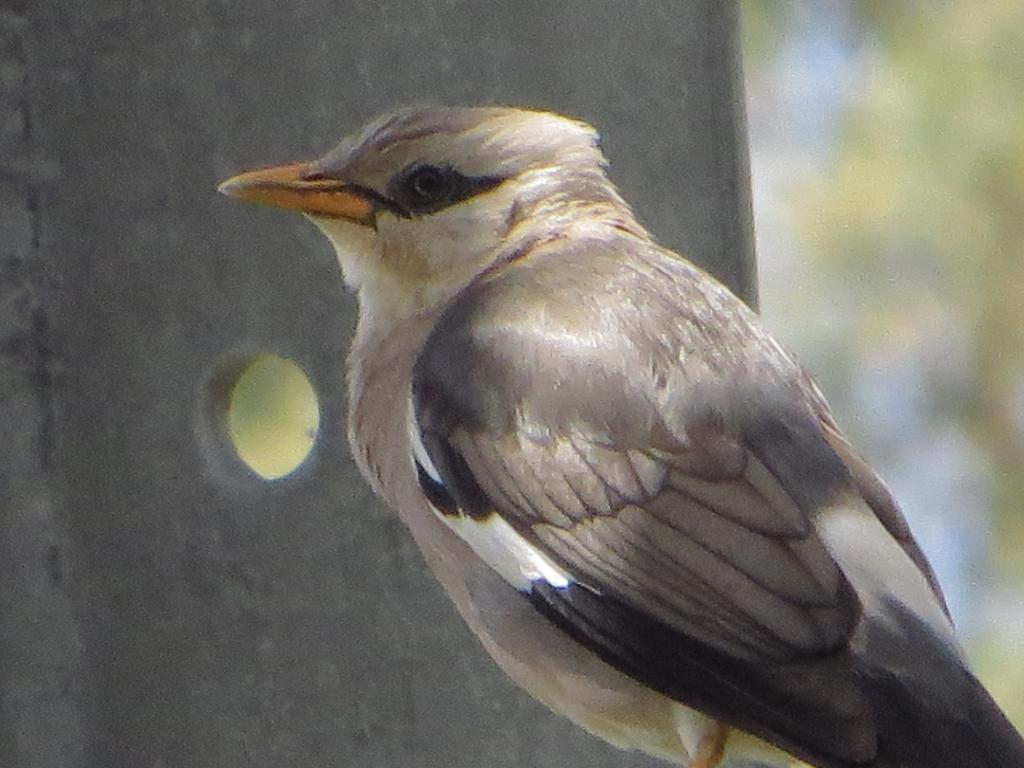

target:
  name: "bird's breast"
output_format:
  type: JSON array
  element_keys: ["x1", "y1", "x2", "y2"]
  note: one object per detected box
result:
[{"x1": 344, "y1": 308, "x2": 701, "y2": 764}]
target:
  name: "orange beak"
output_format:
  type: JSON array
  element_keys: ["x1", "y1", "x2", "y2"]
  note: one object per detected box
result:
[{"x1": 217, "y1": 162, "x2": 376, "y2": 225}]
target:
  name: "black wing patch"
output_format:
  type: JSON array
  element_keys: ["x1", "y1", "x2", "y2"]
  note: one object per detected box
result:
[{"x1": 416, "y1": 460, "x2": 457, "y2": 515}]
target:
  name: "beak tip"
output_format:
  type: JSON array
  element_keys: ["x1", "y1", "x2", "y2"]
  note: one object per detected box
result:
[{"x1": 217, "y1": 176, "x2": 242, "y2": 199}]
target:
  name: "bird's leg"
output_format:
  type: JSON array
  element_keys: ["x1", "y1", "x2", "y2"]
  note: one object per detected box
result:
[{"x1": 686, "y1": 721, "x2": 730, "y2": 768}]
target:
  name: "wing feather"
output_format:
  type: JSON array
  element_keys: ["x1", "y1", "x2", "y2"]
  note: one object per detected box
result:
[{"x1": 409, "y1": 237, "x2": 954, "y2": 766}]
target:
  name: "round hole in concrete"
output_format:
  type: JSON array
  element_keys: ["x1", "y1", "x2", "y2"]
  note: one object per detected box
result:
[{"x1": 225, "y1": 353, "x2": 319, "y2": 480}]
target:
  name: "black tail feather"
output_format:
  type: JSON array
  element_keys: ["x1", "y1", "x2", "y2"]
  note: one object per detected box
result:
[
  {"x1": 860, "y1": 599, "x2": 1024, "y2": 768},
  {"x1": 867, "y1": 668, "x2": 1024, "y2": 768}
]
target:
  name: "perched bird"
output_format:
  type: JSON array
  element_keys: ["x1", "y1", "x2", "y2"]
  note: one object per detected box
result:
[{"x1": 219, "y1": 106, "x2": 1024, "y2": 768}]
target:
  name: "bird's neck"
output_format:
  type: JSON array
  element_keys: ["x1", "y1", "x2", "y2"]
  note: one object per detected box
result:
[
  {"x1": 499, "y1": 198, "x2": 650, "y2": 264},
  {"x1": 345, "y1": 305, "x2": 439, "y2": 510},
  {"x1": 499, "y1": 169, "x2": 650, "y2": 257}
]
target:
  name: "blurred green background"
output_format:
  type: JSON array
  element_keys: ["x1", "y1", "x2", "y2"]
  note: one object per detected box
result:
[
  {"x1": 744, "y1": 0, "x2": 1023, "y2": 725},
  {"x1": 226, "y1": 0, "x2": 1023, "y2": 729}
]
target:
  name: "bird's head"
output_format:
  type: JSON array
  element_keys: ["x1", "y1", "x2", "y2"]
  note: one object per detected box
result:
[{"x1": 219, "y1": 106, "x2": 637, "y2": 323}]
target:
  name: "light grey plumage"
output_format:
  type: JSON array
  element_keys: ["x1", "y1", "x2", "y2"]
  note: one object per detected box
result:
[{"x1": 219, "y1": 106, "x2": 1024, "y2": 768}]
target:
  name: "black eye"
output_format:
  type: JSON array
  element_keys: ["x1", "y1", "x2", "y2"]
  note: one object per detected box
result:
[
  {"x1": 396, "y1": 164, "x2": 455, "y2": 214},
  {"x1": 408, "y1": 166, "x2": 450, "y2": 202}
]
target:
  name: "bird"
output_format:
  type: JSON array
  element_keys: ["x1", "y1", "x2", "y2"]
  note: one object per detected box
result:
[{"x1": 218, "y1": 106, "x2": 1024, "y2": 768}]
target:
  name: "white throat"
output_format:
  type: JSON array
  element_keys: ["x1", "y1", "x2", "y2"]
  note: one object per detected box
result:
[{"x1": 308, "y1": 184, "x2": 521, "y2": 332}]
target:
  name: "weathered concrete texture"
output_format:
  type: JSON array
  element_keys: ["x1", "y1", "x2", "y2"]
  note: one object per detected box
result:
[
  {"x1": 0, "y1": 8, "x2": 88, "y2": 768},
  {"x1": 1, "y1": 2, "x2": 755, "y2": 766}
]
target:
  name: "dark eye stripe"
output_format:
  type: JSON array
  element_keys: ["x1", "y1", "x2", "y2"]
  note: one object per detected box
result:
[{"x1": 386, "y1": 164, "x2": 505, "y2": 217}]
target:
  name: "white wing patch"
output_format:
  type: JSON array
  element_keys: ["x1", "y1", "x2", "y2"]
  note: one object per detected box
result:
[
  {"x1": 407, "y1": 401, "x2": 572, "y2": 591},
  {"x1": 442, "y1": 513, "x2": 573, "y2": 591},
  {"x1": 409, "y1": 398, "x2": 444, "y2": 483},
  {"x1": 818, "y1": 500, "x2": 960, "y2": 651}
]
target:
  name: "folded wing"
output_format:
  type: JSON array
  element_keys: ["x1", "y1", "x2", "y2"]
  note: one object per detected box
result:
[{"x1": 411, "y1": 237, "x2": 954, "y2": 767}]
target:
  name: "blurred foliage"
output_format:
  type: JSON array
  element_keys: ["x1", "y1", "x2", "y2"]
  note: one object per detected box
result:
[
  {"x1": 741, "y1": 2, "x2": 798, "y2": 66},
  {"x1": 744, "y1": 0, "x2": 1024, "y2": 725},
  {"x1": 797, "y1": 0, "x2": 1024, "y2": 572},
  {"x1": 974, "y1": 636, "x2": 1024, "y2": 721}
]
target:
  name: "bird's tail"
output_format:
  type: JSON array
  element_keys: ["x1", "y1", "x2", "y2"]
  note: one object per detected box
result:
[
  {"x1": 866, "y1": 666, "x2": 1024, "y2": 768},
  {"x1": 856, "y1": 599, "x2": 1024, "y2": 768}
]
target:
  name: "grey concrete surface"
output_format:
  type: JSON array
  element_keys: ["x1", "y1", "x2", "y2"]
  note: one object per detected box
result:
[{"x1": 0, "y1": 2, "x2": 755, "y2": 766}]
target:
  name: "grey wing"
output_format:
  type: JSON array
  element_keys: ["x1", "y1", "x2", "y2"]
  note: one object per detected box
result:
[
  {"x1": 410, "y1": 240, "x2": 953, "y2": 767},
  {"x1": 420, "y1": 428, "x2": 879, "y2": 762}
]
